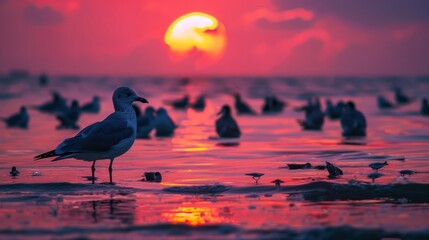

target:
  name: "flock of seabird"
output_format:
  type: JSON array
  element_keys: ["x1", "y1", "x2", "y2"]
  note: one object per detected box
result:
[{"x1": 2, "y1": 78, "x2": 426, "y2": 184}]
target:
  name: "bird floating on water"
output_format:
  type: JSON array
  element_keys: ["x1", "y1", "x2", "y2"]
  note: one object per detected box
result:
[
  {"x1": 287, "y1": 163, "x2": 311, "y2": 170},
  {"x1": 297, "y1": 100, "x2": 324, "y2": 130},
  {"x1": 191, "y1": 95, "x2": 206, "y2": 111},
  {"x1": 56, "y1": 100, "x2": 80, "y2": 130},
  {"x1": 394, "y1": 87, "x2": 411, "y2": 105},
  {"x1": 326, "y1": 161, "x2": 343, "y2": 178},
  {"x1": 216, "y1": 105, "x2": 241, "y2": 138},
  {"x1": 262, "y1": 96, "x2": 286, "y2": 114},
  {"x1": 10, "y1": 166, "x2": 20, "y2": 176},
  {"x1": 325, "y1": 99, "x2": 344, "y2": 120},
  {"x1": 34, "y1": 87, "x2": 148, "y2": 184},
  {"x1": 81, "y1": 96, "x2": 100, "y2": 113},
  {"x1": 153, "y1": 107, "x2": 177, "y2": 137},
  {"x1": 369, "y1": 161, "x2": 388, "y2": 172},
  {"x1": 33, "y1": 91, "x2": 68, "y2": 114},
  {"x1": 399, "y1": 170, "x2": 416, "y2": 176},
  {"x1": 165, "y1": 94, "x2": 189, "y2": 109},
  {"x1": 377, "y1": 95, "x2": 395, "y2": 109},
  {"x1": 340, "y1": 101, "x2": 367, "y2": 137},
  {"x1": 135, "y1": 106, "x2": 156, "y2": 139},
  {"x1": 421, "y1": 98, "x2": 429, "y2": 116},
  {"x1": 233, "y1": 93, "x2": 257, "y2": 115},
  {"x1": 1, "y1": 106, "x2": 29, "y2": 129}
]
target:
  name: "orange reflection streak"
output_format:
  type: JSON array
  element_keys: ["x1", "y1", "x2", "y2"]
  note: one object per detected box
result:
[{"x1": 163, "y1": 206, "x2": 228, "y2": 226}]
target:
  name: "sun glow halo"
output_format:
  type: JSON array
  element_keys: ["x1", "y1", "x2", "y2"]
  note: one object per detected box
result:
[{"x1": 164, "y1": 12, "x2": 226, "y2": 59}]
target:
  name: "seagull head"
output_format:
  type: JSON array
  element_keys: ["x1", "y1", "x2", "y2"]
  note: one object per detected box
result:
[
  {"x1": 20, "y1": 106, "x2": 27, "y2": 113},
  {"x1": 113, "y1": 87, "x2": 148, "y2": 110},
  {"x1": 217, "y1": 105, "x2": 231, "y2": 116},
  {"x1": 156, "y1": 107, "x2": 168, "y2": 115}
]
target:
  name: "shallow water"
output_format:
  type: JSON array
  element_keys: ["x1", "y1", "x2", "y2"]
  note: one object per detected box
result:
[{"x1": 1, "y1": 76, "x2": 429, "y2": 239}]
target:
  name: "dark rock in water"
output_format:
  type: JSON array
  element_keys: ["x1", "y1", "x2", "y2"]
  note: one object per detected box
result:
[
  {"x1": 10, "y1": 166, "x2": 20, "y2": 176},
  {"x1": 142, "y1": 172, "x2": 162, "y2": 182},
  {"x1": 399, "y1": 170, "x2": 416, "y2": 176},
  {"x1": 326, "y1": 161, "x2": 343, "y2": 178},
  {"x1": 313, "y1": 165, "x2": 326, "y2": 170},
  {"x1": 287, "y1": 163, "x2": 311, "y2": 170}
]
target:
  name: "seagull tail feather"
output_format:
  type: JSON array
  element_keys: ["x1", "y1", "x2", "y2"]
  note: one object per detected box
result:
[{"x1": 34, "y1": 150, "x2": 58, "y2": 160}]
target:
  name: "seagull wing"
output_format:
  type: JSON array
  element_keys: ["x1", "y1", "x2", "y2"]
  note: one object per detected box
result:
[{"x1": 56, "y1": 112, "x2": 134, "y2": 154}]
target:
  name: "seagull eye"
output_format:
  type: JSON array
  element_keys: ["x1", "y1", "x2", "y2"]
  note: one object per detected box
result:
[{"x1": 125, "y1": 92, "x2": 131, "y2": 97}]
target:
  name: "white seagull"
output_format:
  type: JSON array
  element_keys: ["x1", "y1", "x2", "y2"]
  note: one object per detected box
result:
[{"x1": 34, "y1": 87, "x2": 148, "y2": 184}]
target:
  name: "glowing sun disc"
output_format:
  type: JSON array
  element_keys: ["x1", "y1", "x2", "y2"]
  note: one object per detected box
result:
[{"x1": 164, "y1": 12, "x2": 226, "y2": 59}]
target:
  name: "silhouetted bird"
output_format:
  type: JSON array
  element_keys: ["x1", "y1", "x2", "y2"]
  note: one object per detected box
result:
[
  {"x1": 191, "y1": 95, "x2": 206, "y2": 111},
  {"x1": 33, "y1": 91, "x2": 67, "y2": 114},
  {"x1": 154, "y1": 108, "x2": 176, "y2": 137},
  {"x1": 164, "y1": 95, "x2": 189, "y2": 109},
  {"x1": 216, "y1": 105, "x2": 241, "y2": 138},
  {"x1": 394, "y1": 87, "x2": 411, "y2": 105},
  {"x1": 38, "y1": 73, "x2": 49, "y2": 87},
  {"x1": 399, "y1": 170, "x2": 416, "y2": 176},
  {"x1": 325, "y1": 99, "x2": 344, "y2": 119},
  {"x1": 262, "y1": 96, "x2": 286, "y2": 114},
  {"x1": 1, "y1": 106, "x2": 29, "y2": 129},
  {"x1": 233, "y1": 93, "x2": 256, "y2": 115},
  {"x1": 136, "y1": 106, "x2": 156, "y2": 138},
  {"x1": 377, "y1": 95, "x2": 395, "y2": 109},
  {"x1": 287, "y1": 163, "x2": 311, "y2": 169},
  {"x1": 340, "y1": 101, "x2": 366, "y2": 137},
  {"x1": 56, "y1": 100, "x2": 81, "y2": 130},
  {"x1": 81, "y1": 96, "x2": 100, "y2": 113},
  {"x1": 369, "y1": 161, "x2": 388, "y2": 172},
  {"x1": 326, "y1": 161, "x2": 343, "y2": 178},
  {"x1": 10, "y1": 166, "x2": 20, "y2": 176},
  {"x1": 298, "y1": 104, "x2": 324, "y2": 130},
  {"x1": 34, "y1": 87, "x2": 149, "y2": 184},
  {"x1": 421, "y1": 98, "x2": 429, "y2": 116}
]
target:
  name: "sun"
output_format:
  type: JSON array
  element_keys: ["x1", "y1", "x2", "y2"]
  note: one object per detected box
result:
[{"x1": 164, "y1": 12, "x2": 226, "y2": 62}]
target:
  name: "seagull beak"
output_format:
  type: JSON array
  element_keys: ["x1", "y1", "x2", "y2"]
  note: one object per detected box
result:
[{"x1": 135, "y1": 97, "x2": 149, "y2": 103}]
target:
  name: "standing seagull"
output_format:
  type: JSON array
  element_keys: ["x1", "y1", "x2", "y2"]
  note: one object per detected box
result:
[
  {"x1": 216, "y1": 105, "x2": 241, "y2": 138},
  {"x1": 34, "y1": 87, "x2": 148, "y2": 184}
]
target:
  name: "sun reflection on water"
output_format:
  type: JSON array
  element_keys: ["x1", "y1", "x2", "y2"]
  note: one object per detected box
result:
[{"x1": 163, "y1": 206, "x2": 229, "y2": 226}]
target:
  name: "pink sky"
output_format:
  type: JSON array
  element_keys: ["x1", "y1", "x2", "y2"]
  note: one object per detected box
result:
[{"x1": 0, "y1": 0, "x2": 429, "y2": 76}]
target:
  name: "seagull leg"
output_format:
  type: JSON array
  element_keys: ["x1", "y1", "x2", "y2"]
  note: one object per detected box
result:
[
  {"x1": 91, "y1": 161, "x2": 96, "y2": 184},
  {"x1": 109, "y1": 159, "x2": 114, "y2": 184}
]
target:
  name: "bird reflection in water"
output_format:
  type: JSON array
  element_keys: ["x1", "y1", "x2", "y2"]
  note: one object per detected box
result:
[{"x1": 62, "y1": 197, "x2": 136, "y2": 225}]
